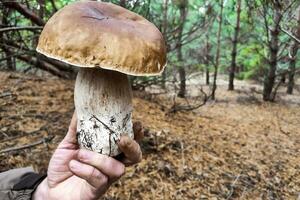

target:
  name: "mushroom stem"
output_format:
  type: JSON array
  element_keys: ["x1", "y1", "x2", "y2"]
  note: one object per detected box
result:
[{"x1": 74, "y1": 68, "x2": 133, "y2": 156}]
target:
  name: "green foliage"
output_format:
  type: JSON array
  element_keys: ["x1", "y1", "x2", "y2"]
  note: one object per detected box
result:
[
  {"x1": 1, "y1": 0, "x2": 299, "y2": 85},
  {"x1": 236, "y1": 43, "x2": 265, "y2": 80}
]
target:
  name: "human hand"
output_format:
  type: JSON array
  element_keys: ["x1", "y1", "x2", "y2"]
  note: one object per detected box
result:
[{"x1": 33, "y1": 112, "x2": 143, "y2": 200}]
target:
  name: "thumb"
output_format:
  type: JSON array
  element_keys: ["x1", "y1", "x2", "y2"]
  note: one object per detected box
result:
[{"x1": 60, "y1": 111, "x2": 78, "y2": 146}]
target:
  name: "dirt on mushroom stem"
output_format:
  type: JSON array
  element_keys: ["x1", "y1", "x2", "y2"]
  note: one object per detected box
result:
[
  {"x1": 74, "y1": 68, "x2": 134, "y2": 156},
  {"x1": 0, "y1": 71, "x2": 299, "y2": 199}
]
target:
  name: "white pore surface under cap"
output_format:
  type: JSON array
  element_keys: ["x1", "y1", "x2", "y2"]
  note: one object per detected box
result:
[{"x1": 75, "y1": 68, "x2": 133, "y2": 156}]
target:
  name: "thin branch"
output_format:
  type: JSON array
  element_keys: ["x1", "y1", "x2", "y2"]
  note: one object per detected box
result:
[
  {"x1": 275, "y1": 67, "x2": 300, "y2": 77},
  {"x1": 226, "y1": 174, "x2": 241, "y2": 200},
  {"x1": 0, "y1": 135, "x2": 54, "y2": 154},
  {"x1": 280, "y1": 27, "x2": 300, "y2": 43},
  {"x1": 0, "y1": 52, "x2": 28, "y2": 62},
  {"x1": 16, "y1": 54, "x2": 72, "y2": 79},
  {"x1": 0, "y1": 26, "x2": 43, "y2": 33},
  {"x1": 282, "y1": 0, "x2": 299, "y2": 15},
  {"x1": 168, "y1": 87, "x2": 211, "y2": 113},
  {"x1": 261, "y1": 3, "x2": 270, "y2": 44},
  {"x1": 0, "y1": 125, "x2": 47, "y2": 143},
  {"x1": 0, "y1": 91, "x2": 13, "y2": 98},
  {"x1": 49, "y1": 0, "x2": 58, "y2": 13},
  {"x1": 1, "y1": 39, "x2": 75, "y2": 74},
  {"x1": 277, "y1": 40, "x2": 291, "y2": 60},
  {"x1": 2, "y1": 1, "x2": 45, "y2": 26}
]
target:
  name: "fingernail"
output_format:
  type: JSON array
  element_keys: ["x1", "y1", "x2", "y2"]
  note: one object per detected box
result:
[
  {"x1": 120, "y1": 136, "x2": 131, "y2": 147},
  {"x1": 113, "y1": 163, "x2": 126, "y2": 178}
]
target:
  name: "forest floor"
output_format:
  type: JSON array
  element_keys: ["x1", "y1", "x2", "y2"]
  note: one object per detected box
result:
[{"x1": 0, "y1": 71, "x2": 299, "y2": 200}]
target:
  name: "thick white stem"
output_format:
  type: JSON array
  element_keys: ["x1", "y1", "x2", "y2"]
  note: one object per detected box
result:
[{"x1": 74, "y1": 68, "x2": 133, "y2": 156}]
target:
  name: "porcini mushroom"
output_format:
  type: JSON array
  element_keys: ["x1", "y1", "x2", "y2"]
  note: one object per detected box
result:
[{"x1": 36, "y1": 1, "x2": 166, "y2": 156}]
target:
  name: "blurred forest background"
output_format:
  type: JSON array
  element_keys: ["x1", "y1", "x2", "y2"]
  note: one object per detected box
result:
[{"x1": 1, "y1": 0, "x2": 300, "y2": 199}]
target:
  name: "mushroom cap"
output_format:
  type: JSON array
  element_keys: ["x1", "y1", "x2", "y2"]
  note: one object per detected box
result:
[{"x1": 36, "y1": 1, "x2": 167, "y2": 76}]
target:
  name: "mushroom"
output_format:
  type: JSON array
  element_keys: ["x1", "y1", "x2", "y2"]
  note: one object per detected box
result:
[{"x1": 36, "y1": 1, "x2": 166, "y2": 156}]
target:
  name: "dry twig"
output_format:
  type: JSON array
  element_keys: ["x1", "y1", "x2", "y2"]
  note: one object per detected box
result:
[
  {"x1": 0, "y1": 135, "x2": 54, "y2": 154},
  {"x1": 226, "y1": 174, "x2": 241, "y2": 200}
]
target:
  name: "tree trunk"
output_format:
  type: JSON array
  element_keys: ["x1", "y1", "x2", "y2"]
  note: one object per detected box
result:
[
  {"x1": 211, "y1": 0, "x2": 224, "y2": 100},
  {"x1": 228, "y1": 0, "x2": 241, "y2": 91},
  {"x1": 281, "y1": 74, "x2": 286, "y2": 83},
  {"x1": 205, "y1": 68, "x2": 210, "y2": 85},
  {"x1": 205, "y1": 34, "x2": 210, "y2": 85},
  {"x1": 287, "y1": 46, "x2": 298, "y2": 94},
  {"x1": 287, "y1": 7, "x2": 300, "y2": 94},
  {"x1": 1, "y1": 46, "x2": 15, "y2": 71},
  {"x1": 161, "y1": 0, "x2": 168, "y2": 89},
  {"x1": 177, "y1": 3, "x2": 188, "y2": 98},
  {"x1": 34, "y1": 0, "x2": 45, "y2": 71},
  {"x1": 178, "y1": 66, "x2": 186, "y2": 97},
  {"x1": 263, "y1": 4, "x2": 281, "y2": 101},
  {"x1": 177, "y1": 38, "x2": 186, "y2": 97},
  {"x1": 0, "y1": 8, "x2": 15, "y2": 71}
]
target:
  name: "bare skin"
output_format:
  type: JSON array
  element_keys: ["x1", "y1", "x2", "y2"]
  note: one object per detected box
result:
[{"x1": 33, "y1": 112, "x2": 143, "y2": 200}]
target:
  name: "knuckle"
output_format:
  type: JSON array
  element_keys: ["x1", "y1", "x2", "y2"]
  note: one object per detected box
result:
[
  {"x1": 89, "y1": 167, "x2": 98, "y2": 180},
  {"x1": 78, "y1": 149, "x2": 88, "y2": 161},
  {"x1": 85, "y1": 167, "x2": 96, "y2": 184},
  {"x1": 89, "y1": 168, "x2": 108, "y2": 186}
]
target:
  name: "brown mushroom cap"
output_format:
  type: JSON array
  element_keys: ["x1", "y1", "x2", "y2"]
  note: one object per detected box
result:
[{"x1": 36, "y1": 1, "x2": 167, "y2": 76}]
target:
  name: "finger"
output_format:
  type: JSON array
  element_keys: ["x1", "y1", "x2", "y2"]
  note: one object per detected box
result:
[
  {"x1": 62, "y1": 112, "x2": 78, "y2": 145},
  {"x1": 69, "y1": 111, "x2": 77, "y2": 133},
  {"x1": 118, "y1": 136, "x2": 142, "y2": 166},
  {"x1": 133, "y1": 121, "x2": 143, "y2": 143},
  {"x1": 69, "y1": 160, "x2": 108, "y2": 194},
  {"x1": 77, "y1": 149, "x2": 125, "y2": 181}
]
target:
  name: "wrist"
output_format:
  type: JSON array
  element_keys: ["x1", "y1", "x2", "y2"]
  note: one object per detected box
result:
[{"x1": 32, "y1": 178, "x2": 48, "y2": 200}]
